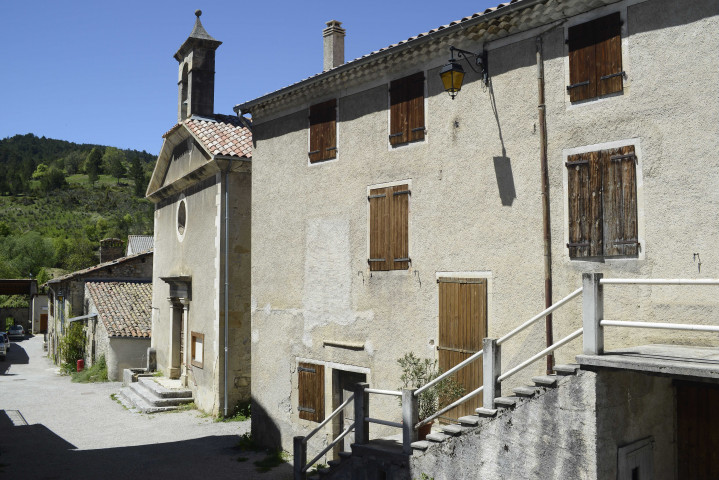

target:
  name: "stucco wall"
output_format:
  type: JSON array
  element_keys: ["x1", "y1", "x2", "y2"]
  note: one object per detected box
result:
[
  {"x1": 107, "y1": 337, "x2": 150, "y2": 381},
  {"x1": 248, "y1": 0, "x2": 719, "y2": 452}
]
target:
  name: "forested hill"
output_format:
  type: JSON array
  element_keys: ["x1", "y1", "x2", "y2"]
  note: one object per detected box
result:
[{"x1": 0, "y1": 133, "x2": 158, "y2": 289}]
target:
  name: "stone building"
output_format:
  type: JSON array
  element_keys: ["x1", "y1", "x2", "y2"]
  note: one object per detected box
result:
[
  {"x1": 235, "y1": 0, "x2": 719, "y2": 471},
  {"x1": 146, "y1": 11, "x2": 252, "y2": 416},
  {"x1": 84, "y1": 281, "x2": 152, "y2": 381},
  {"x1": 45, "y1": 251, "x2": 153, "y2": 364}
]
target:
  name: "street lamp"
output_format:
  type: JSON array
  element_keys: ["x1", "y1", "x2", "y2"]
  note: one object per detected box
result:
[{"x1": 439, "y1": 45, "x2": 488, "y2": 99}]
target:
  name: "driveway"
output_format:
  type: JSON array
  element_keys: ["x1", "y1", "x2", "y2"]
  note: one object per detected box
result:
[{"x1": 0, "y1": 335, "x2": 292, "y2": 479}]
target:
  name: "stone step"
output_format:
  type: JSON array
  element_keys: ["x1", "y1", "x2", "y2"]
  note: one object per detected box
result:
[
  {"x1": 457, "y1": 415, "x2": 480, "y2": 427},
  {"x1": 131, "y1": 382, "x2": 194, "y2": 408},
  {"x1": 426, "y1": 432, "x2": 451, "y2": 443},
  {"x1": 338, "y1": 451, "x2": 352, "y2": 460},
  {"x1": 494, "y1": 396, "x2": 519, "y2": 408},
  {"x1": 118, "y1": 386, "x2": 178, "y2": 414},
  {"x1": 317, "y1": 466, "x2": 331, "y2": 476},
  {"x1": 441, "y1": 424, "x2": 464, "y2": 436},
  {"x1": 138, "y1": 377, "x2": 193, "y2": 399},
  {"x1": 327, "y1": 460, "x2": 341, "y2": 468},
  {"x1": 411, "y1": 440, "x2": 431, "y2": 451},
  {"x1": 475, "y1": 407, "x2": 497, "y2": 417},
  {"x1": 532, "y1": 375, "x2": 559, "y2": 387},
  {"x1": 513, "y1": 386, "x2": 539, "y2": 397},
  {"x1": 553, "y1": 363, "x2": 580, "y2": 375}
]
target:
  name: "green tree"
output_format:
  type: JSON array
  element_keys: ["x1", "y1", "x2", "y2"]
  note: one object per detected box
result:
[
  {"x1": 103, "y1": 147, "x2": 126, "y2": 185},
  {"x1": 63, "y1": 237, "x2": 97, "y2": 271},
  {"x1": 32, "y1": 163, "x2": 49, "y2": 179},
  {"x1": 85, "y1": 147, "x2": 103, "y2": 185},
  {"x1": 4, "y1": 232, "x2": 55, "y2": 277},
  {"x1": 128, "y1": 156, "x2": 147, "y2": 197},
  {"x1": 59, "y1": 322, "x2": 85, "y2": 367},
  {"x1": 40, "y1": 166, "x2": 67, "y2": 191}
]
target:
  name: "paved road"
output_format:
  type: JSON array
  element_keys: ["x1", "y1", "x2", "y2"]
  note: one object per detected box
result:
[{"x1": 0, "y1": 335, "x2": 292, "y2": 479}]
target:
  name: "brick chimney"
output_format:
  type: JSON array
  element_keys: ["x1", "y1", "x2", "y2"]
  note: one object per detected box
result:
[{"x1": 323, "y1": 20, "x2": 345, "y2": 71}]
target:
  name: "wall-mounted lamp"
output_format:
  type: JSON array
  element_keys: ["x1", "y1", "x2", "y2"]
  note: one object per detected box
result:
[{"x1": 439, "y1": 45, "x2": 488, "y2": 99}]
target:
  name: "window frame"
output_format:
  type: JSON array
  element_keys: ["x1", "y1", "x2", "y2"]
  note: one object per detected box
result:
[
  {"x1": 190, "y1": 331, "x2": 204, "y2": 368},
  {"x1": 367, "y1": 181, "x2": 411, "y2": 272},
  {"x1": 388, "y1": 72, "x2": 426, "y2": 147}
]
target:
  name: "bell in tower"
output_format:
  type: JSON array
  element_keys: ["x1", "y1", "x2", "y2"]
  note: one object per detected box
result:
[{"x1": 174, "y1": 10, "x2": 222, "y2": 122}]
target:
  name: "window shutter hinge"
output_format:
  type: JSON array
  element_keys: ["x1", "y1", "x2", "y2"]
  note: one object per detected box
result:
[
  {"x1": 368, "y1": 258, "x2": 386, "y2": 263},
  {"x1": 394, "y1": 258, "x2": 411, "y2": 262},
  {"x1": 567, "y1": 80, "x2": 590, "y2": 91},
  {"x1": 298, "y1": 366, "x2": 316, "y2": 373},
  {"x1": 600, "y1": 71, "x2": 625, "y2": 81},
  {"x1": 389, "y1": 132, "x2": 404, "y2": 138},
  {"x1": 393, "y1": 190, "x2": 411, "y2": 196},
  {"x1": 368, "y1": 194, "x2": 386, "y2": 200},
  {"x1": 298, "y1": 406, "x2": 316, "y2": 413}
]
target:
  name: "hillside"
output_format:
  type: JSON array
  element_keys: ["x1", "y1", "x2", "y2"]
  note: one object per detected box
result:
[{"x1": 0, "y1": 134, "x2": 157, "y2": 288}]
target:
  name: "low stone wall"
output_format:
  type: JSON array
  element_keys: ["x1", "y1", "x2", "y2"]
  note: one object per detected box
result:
[{"x1": 0, "y1": 308, "x2": 30, "y2": 330}]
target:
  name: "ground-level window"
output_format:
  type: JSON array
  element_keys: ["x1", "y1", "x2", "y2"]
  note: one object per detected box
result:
[
  {"x1": 298, "y1": 362, "x2": 325, "y2": 422},
  {"x1": 368, "y1": 184, "x2": 410, "y2": 271},
  {"x1": 566, "y1": 145, "x2": 638, "y2": 258},
  {"x1": 190, "y1": 331, "x2": 204, "y2": 368}
]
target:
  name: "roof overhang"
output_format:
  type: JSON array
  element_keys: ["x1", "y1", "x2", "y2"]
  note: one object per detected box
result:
[{"x1": 0, "y1": 279, "x2": 38, "y2": 296}]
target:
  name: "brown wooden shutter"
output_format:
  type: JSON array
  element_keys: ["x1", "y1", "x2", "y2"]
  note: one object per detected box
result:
[
  {"x1": 390, "y1": 185, "x2": 410, "y2": 270},
  {"x1": 390, "y1": 73, "x2": 424, "y2": 145},
  {"x1": 595, "y1": 13, "x2": 623, "y2": 97},
  {"x1": 309, "y1": 99, "x2": 337, "y2": 163},
  {"x1": 568, "y1": 22, "x2": 596, "y2": 102},
  {"x1": 566, "y1": 152, "x2": 600, "y2": 258},
  {"x1": 369, "y1": 187, "x2": 390, "y2": 271},
  {"x1": 298, "y1": 362, "x2": 325, "y2": 422},
  {"x1": 602, "y1": 146, "x2": 638, "y2": 256}
]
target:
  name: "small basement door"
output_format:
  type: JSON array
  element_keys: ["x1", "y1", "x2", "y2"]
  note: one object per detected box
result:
[{"x1": 437, "y1": 278, "x2": 487, "y2": 421}]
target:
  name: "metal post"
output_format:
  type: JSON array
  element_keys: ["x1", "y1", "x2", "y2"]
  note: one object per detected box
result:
[
  {"x1": 483, "y1": 338, "x2": 501, "y2": 409},
  {"x1": 353, "y1": 382, "x2": 370, "y2": 445},
  {"x1": 402, "y1": 388, "x2": 419, "y2": 453},
  {"x1": 293, "y1": 436, "x2": 307, "y2": 480},
  {"x1": 582, "y1": 273, "x2": 604, "y2": 355}
]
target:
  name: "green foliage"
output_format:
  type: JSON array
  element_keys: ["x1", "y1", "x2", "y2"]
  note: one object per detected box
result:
[
  {"x1": 86, "y1": 148, "x2": 102, "y2": 185},
  {"x1": 397, "y1": 352, "x2": 465, "y2": 421},
  {"x1": 0, "y1": 222, "x2": 11, "y2": 237},
  {"x1": 58, "y1": 322, "x2": 85, "y2": 366},
  {"x1": 32, "y1": 163, "x2": 49, "y2": 179},
  {"x1": 103, "y1": 147, "x2": 126, "y2": 185},
  {"x1": 253, "y1": 449, "x2": 289, "y2": 473},
  {"x1": 128, "y1": 156, "x2": 148, "y2": 197},
  {"x1": 40, "y1": 166, "x2": 67, "y2": 192},
  {"x1": 5, "y1": 318, "x2": 14, "y2": 330},
  {"x1": 217, "y1": 401, "x2": 251, "y2": 422},
  {"x1": 72, "y1": 355, "x2": 108, "y2": 383},
  {"x1": 235, "y1": 432, "x2": 262, "y2": 452},
  {"x1": 0, "y1": 231, "x2": 55, "y2": 278},
  {"x1": 0, "y1": 295, "x2": 29, "y2": 308}
]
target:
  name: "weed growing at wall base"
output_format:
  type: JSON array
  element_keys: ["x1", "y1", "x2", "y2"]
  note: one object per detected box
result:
[{"x1": 72, "y1": 355, "x2": 108, "y2": 383}]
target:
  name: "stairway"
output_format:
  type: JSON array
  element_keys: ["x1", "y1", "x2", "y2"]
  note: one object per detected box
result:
[{"x1": 118, "y1": 376, "x2": 194, "y2": 413}]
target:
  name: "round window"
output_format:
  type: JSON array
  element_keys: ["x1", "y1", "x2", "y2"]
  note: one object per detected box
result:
[{"x1": 177, "y1": 200, "x2": 187, "y2": 236}]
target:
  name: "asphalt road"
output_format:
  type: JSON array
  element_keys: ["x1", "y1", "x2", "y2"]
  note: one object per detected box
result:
[{"x1": 0, "y1": 335, "x2": 292, "y2": 479}]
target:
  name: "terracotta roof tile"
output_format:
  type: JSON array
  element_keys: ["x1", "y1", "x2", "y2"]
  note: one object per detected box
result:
[
  {"x1": 186, "y1": 114, "x2": 252, "y2": 158},
  {"x1": 86, "y1": 281, "x2": 152, "y2": 338},
  {"x1": 45, "y1": 250, "x2": 153, "y2": 286}
]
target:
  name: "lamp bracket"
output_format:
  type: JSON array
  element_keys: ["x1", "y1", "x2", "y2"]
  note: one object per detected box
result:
[{"x1": 449, "y1": 45, "x2": 488, "y2": 85}]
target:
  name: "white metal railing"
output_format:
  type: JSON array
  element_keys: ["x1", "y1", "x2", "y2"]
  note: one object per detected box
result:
[
  {"x1": 364, "y1": 388, "x2": 401, "y2": 396},
  {"x1": 304, "y1": 422, "x2": 355, "y2": 474}
]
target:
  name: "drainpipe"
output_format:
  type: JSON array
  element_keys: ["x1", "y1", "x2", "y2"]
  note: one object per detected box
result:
[
  {"x1": 537, "y1": 36, "x2": 554, "y2": 374},
  {"x1": 224, "y1": 164, "x2": 230, "y2": 418}
]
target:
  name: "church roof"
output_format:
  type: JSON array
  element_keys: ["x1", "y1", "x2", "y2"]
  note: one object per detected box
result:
[
  {"x1": 163, "y1": 114, "x2": 252, "y2": 158},
  {"x1": 187, "y1": 9, "x2": 218, "y2": 42}
]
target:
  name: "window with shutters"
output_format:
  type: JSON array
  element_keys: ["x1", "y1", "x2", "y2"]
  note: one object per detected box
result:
[
  {"x1": 309, "y1": 99, "x2": 337, "y2": 163},
  {"x1": 566, "y1": 145, "x2": 638, "y2": 259},
  {"x1": 567, "y1": 12, "x2": 623, "y2": 102},
  {"x1": 368, "y1": 184, "x2": 410, "y2": 271},
  {"x1": 298, "y1": 362, "x2": 325, "y2": 422},
  {"x1": 389, "y1": 73, "x2": 425, "y2": 146}
]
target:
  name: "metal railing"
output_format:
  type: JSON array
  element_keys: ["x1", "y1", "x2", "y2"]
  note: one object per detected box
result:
[{"x1": 293, "y1": 273, "x2": 719, "y2": 478}]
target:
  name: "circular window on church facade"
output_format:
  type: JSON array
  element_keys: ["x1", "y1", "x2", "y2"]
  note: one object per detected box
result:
[{"x1": 177, "y1": 198, "x2": 187, "y2": 241}]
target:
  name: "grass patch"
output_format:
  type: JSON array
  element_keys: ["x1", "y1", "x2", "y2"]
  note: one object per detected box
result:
[
  {"x1": 253, "y1": 450, "x2": 289, "y2": 473},
  {"x1": 235, "y1": 432, "x2": 262, "y2": 452},
  {"x1": 216, "y1": 401, "x2": 250, "y2": 422},
  {"x1": 72, "y1": 355, "x2": 108, "y2": 383},
  {"x1": 110, "y1": 393, "x2": 128, "y2": 410}
]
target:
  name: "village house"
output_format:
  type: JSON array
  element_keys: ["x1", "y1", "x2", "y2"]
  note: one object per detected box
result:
[
  {"x1": 145, "y1": 11, "x2": 252, "y2": 416},
  {"x1": 235, "y1": 0, "x2": 718, "y2": 477}
]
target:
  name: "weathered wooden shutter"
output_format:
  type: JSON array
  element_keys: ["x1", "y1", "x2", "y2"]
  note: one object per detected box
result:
[
  {"x1": 602, "y1": 146, "x2": 638, "y2": 256},
  {"x1": 298, "y1": 362, "x2": 325, "y2": 422},
  {"x1": 566, "y1": 152, "x2": 602, "y2": 258},
  {"x1": 595, "y1": 13, "x2": 623, "y2": 97},
  {"x1": 389, "y1": 73, "x2": 424, "y2": 145},
  {"x1": 568, "y1": 21, "x2": 596, "y2": 102},
  {"x1": 390, "y1": 185, "x2": 410, "y2": 270},
  {"x1": 568, "y1": 13, "x2": 622, "y2": 102},
  {"x1": 309, "y1": 99, "x2": 337, "y2": 163},
  {"x1": 369, "y1": 187, "x2": 390, "y2": 271}
]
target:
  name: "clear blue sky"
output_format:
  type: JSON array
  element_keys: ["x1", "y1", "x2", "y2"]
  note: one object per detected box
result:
[{"x1": 0, "y1": 0, "x2": 499, "y2": 155}]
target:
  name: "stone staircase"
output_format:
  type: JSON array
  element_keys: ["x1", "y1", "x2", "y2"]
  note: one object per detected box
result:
[
  {"x1": 311, "y1": 364, "x2": 582, "y2": 480},
  {"x1": 118, "y1": 376, "x2": 194, "y2": 413}
]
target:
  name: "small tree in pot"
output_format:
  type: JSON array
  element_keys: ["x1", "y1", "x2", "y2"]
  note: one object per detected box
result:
[{"x1": 397, "y1": 352, "x2": 465, "y2": 438}]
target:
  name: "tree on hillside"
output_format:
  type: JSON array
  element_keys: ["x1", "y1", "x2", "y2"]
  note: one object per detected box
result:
[
  {"x1": 128, "y1": 156, "x2": 147, "y2": 197},
  {"x1": 85, "y1": 147, "x2": 102, "y2": 185},
  {"x1": 0, "y1": 232, "x2": 54, "y2": 278},
  {"x1": 40, "y1": 167, "x2": 67, "y2": 192},
  {"x1": 103, "y1": 147, "x2": 126, "y2": 185}
]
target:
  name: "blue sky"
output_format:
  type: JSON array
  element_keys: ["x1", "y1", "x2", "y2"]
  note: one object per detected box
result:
[{"x1": 1, "y1": 0, "x2": 499, "y2": 155}]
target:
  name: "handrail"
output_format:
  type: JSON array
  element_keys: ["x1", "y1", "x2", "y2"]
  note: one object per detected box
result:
[
  {"x1": 600, "y1": 278, "x2": 719, "y2": 285},
  {"x1": 416, "y1": 384, "x2": 485, "y2": 429},
  {"x1": 601, "y1": 320, "x2": 719, "y2": 333},
  {"x1": 366, "y1": 417, "x2": 403, "y2": 428},
  {"x1": 365, "y1": 388, "x2": 402, "y2": 396},
  {"x1": 303, "y1": 422, "x2": 355, "y2": 473},
  {"x1": 414, "y1": 349, "x2": 484, "y2": 397},
  {"x1": 498, "y1": 328, "x2": 583, "y2": 383},
  {"x1": 497, "y1": 287, "x2": 582, "y2": 346},
  {"x1": 303, "y1": 393, "x2": 354, "y2": 444}
]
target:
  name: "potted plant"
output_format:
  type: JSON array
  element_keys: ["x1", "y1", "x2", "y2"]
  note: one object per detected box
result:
[{"x1": 397, "y1": 352, "x2": 465, "y2": 439}]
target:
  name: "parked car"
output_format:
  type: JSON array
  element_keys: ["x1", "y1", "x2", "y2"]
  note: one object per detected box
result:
[
  {"x1": 8, "y1": 325, "x2": 25, "y2": 340},
  {"x1": 0, "y1": 332, "x2": 7, "y2": 359}
]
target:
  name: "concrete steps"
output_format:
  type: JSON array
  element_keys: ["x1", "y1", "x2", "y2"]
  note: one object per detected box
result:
[{"x1": 118, "y1": 376, "x2": 193, "y2": 413}]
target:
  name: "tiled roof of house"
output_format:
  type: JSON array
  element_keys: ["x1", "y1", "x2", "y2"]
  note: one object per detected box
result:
[
  {"x1": 86, "y1": 281, "x2": 152, "y2": 338},
  {"x1": 126, "y1": 235, "x2": 154, "y2": 256},
  {"x1": 163, "y1": 114, "x2": 252, "y2": 158},
  {"x1": 45, "y1": 250, "x2": 153, "y2": 286}
]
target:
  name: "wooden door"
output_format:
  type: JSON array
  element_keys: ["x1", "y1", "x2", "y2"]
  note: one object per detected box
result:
[
  {"x1": 677, "y1": 381, "x2": 719, "y2": 478},
  {"x1": 40, "y1": 314, "x2": 48, "y2": 332},
  {"x1": 438, "y1": 278, "x2": 487, "y2": 421}
]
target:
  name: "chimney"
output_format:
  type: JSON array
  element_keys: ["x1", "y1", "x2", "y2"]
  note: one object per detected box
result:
[{"x1": 323, "y1": 20, "x2": 345, "y2": 71}]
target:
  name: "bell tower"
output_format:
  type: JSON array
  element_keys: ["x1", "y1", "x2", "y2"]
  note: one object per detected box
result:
[{"x1": 174, "y1": 10, "x2": 222, "y2": 122}]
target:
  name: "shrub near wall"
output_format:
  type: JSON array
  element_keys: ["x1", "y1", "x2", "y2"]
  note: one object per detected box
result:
[{"x1": 59, "y1": 322, "x2": 84, "y2": 371}]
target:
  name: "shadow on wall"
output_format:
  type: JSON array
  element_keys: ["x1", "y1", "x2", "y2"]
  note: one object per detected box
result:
[
  {"x1": 251, "y1": 397, "x2": 283, "y2": 449},
  {"x1": 493, "y1": 156, "x2": 516, "y2": 206}
]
